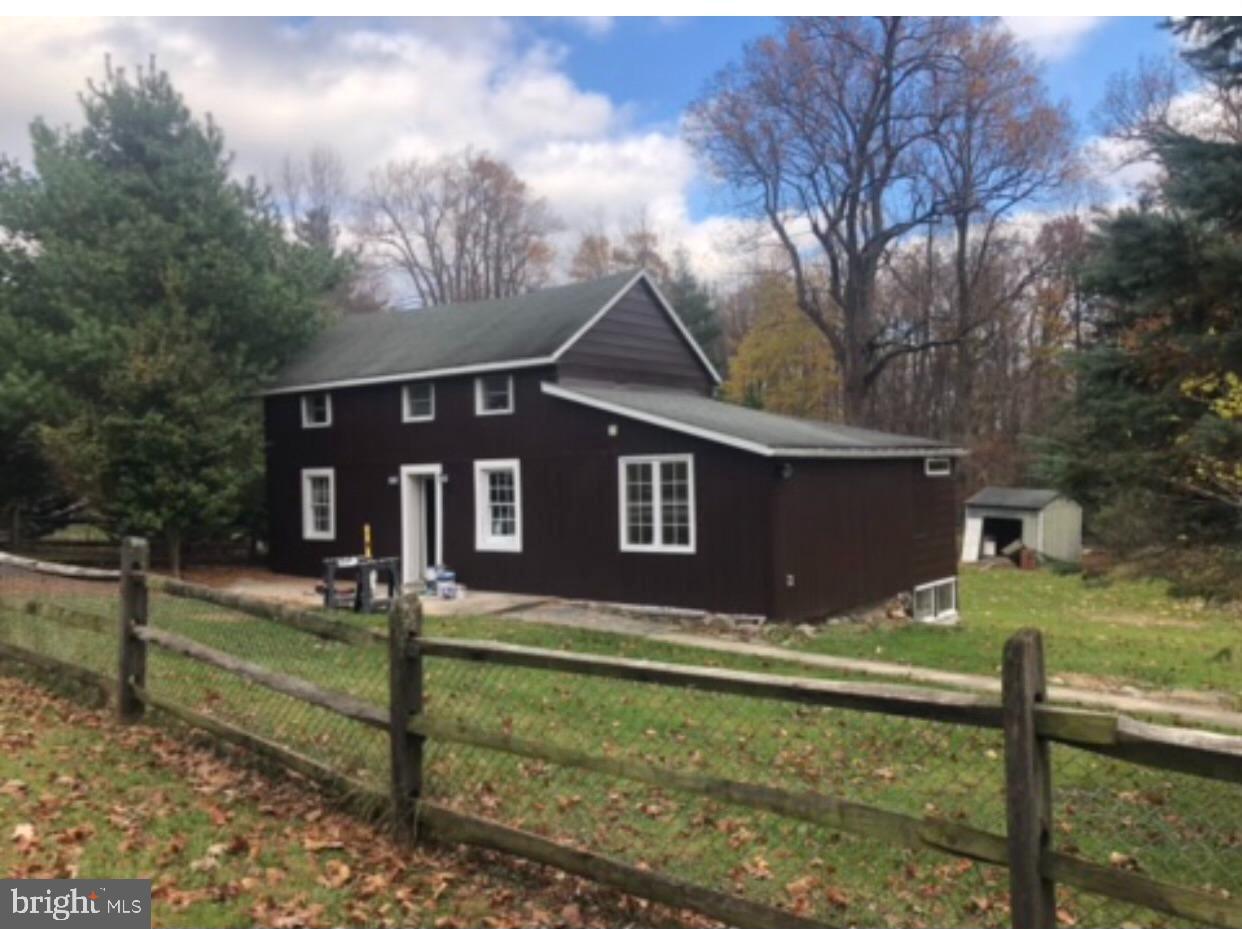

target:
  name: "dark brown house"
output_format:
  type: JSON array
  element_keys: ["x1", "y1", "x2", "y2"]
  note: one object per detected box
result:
[{"x1": 262, "y1": 270, "x2": 963, "y2": 622}]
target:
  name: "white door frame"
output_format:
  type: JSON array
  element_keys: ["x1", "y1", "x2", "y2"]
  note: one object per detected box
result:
[{"x1": 400, "y1": 464, "x2": 444, "y2": 587}]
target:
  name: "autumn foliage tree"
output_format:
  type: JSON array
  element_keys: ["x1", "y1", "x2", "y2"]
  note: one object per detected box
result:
[
  {"x1": 689, "y1": 16, "x2": 1074, "y2": 425},
  {"x1": 722, "y1": 275, "x2": 839, "y2": 419}
]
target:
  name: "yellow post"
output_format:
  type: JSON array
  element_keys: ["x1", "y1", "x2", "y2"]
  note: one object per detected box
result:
[{"x1": 363, "y1": 522, "x2": 373, "y2": 558}]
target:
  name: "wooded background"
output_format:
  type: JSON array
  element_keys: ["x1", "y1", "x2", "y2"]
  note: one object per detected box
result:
[{"x1": 0, "y1": 17, "x2": 1238, "y2": 589}]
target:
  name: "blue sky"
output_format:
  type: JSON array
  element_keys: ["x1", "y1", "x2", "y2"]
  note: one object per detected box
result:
[{"x1": 0, "y1": 17, "x2": 1179, "y2": 282}]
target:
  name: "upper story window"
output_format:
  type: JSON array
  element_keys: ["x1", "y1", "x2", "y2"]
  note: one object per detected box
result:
[
  {"x1": 301, "y1": 392, "x2": 332, "y2": 429},
  {"x1": 301, "y1": 468, "x2": 335, "y2": 541},
  {"x1": 619, "y1": 454, "x2": 695, "y2": 554},
  {"x1": 925, "y1": 457, "x2": 951, "y2": 477},
  {"x1": 402, "y1": 382, "x2": 436, "y2": 422},
  {"x1": 474, "y1": 459, "x2": 522, "y2": 552},
  {"x1": 475, "y1": 374, "x2": 514, "y2": 416}
]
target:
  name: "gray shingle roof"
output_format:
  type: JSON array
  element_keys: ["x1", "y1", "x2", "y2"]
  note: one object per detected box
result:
[
  {"x1": 966, "y1": 487, "x2": 1062, "y2": 510},
  {"x1": 266, "y1": 271, "x2": 642, "y2": 393},
  {"x1": 545, "y1": 381, "x2": 964, "y2": 458}
]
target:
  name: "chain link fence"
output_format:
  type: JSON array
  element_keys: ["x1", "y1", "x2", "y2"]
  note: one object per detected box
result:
[
  {"x1": 143, "y1": 585, "x2": 390, "y2": 803},
  {"x1": 0, "y1": 557, "x2": 118, "y2": 681},
  {"x1": 2, "y1": 549, "x2": 1240, "y2": 928}
]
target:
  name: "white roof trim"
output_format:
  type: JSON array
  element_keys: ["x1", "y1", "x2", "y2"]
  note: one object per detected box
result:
[
  {"x1": 263, "y1": 270, "x2": 721, "y2": 397},
  {"x1": 551, "y1": 269, "x2": 722, "y2": 385},
  {"x1": 541, "y1": 382, "x2": 966, "y2": 459},
  {"x1": 260, "y1": 356, "x2": 554, "y2": 397}
]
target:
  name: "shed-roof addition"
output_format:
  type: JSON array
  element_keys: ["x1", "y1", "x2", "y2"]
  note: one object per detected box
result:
[
  {"x1": 966, "y1": 487, "x2": 1062, "y2": 510},
  {"x1": 544, "y1": 381, "x2": 965, "y2": 459},
  {"x1": 263, "y1": 270, "x2": 719, "y2": 395}
]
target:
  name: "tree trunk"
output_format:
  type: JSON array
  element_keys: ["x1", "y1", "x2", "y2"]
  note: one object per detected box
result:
[
  {"x1": 8, "y1": 505, "x2": 21, "y2": 549},
  {"x1": 167, "y1": 527, "x2": 183, "y2": 578}
]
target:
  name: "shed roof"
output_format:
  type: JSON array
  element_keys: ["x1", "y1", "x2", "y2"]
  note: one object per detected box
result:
[
  {"x1": 966, "y1": 487, "x2": 1062, "y2": 510},
  {"x1": 264, "y1": 270, "x2": 719, "y2": 394},
  {"x1": 544, "y1": 381, "x2": 965, "y2": 459}
]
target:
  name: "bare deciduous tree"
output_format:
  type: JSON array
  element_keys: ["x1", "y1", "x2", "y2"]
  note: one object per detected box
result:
[
  {"x1": 929, "y1": 21, "x2": 1078, "y2": 439},
  {"x1": 361, "y1": 150, "x2": 557, "y2": 306},
  {"x1": 687, "y1": 16, "x2": 965, "y2": 422}
]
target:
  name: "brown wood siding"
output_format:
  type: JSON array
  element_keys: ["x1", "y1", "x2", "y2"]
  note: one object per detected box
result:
[
  {"x1": 769, "y1": 459, "x2": 958, "y2": 621},
  {"x1": 264, "y1": 368, "x2": 773, "y2": 616},
  {"x1": 557, "y1": 280, "x2": 714, "y2": 393}
]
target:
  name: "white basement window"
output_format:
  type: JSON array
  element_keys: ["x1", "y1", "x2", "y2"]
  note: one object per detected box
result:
[
  {"x1": 300, "y1": 392, "x2": 332, "y2": 429},
  {"x1": 402, "y1": 382, "x2": 435, "y2": 422},
  {"x1": 475, "y1": 374, "x2": 514, "y2": 416},
  {"x1": 301, "y1": 468, "x2": 336, "y2": 541},
  {"x1": 619, "y1": 454, "x2": 695, "y2": 554},
  {"x1": 913, "y1": 577, "x2": 957, "y2": 623},
  {"x1": 925, "y1": 457, "x2": 951, "y2": 477},
  {"x1": 474, "y1": 459, "x2": 522, "y2": 552}
]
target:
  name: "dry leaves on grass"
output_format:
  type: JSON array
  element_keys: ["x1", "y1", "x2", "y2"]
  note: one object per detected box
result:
[{"x1": 0, "y1": 674, "x2": 715, "y2": 928}]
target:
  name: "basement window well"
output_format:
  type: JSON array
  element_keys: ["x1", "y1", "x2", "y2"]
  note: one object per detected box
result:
[{"x1": 913, "y1": 577, "x2": 957, "y2": 623}]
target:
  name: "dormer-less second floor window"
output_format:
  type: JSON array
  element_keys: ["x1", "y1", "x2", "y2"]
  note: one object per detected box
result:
[
  {"x1": 475, "y1": 374, "x2": 514, "y2": 416},
  {"x1": 403, "y1": 382, "x2": 435, "y2": 422},
  {"x1": 301, "y1": 392, "x2": 332, "y2": 428}
]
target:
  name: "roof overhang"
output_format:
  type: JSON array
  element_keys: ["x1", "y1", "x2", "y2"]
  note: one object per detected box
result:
[
  {"x1": 259, "y1": 268, "x2": 721, "y2": 397},
  {"x1": 541, "y1": 382, "x2": 967, "y2": 460}
]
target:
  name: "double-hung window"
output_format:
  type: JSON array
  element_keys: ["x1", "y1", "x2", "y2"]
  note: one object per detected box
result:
[
  {"x1": 475, "y1": 374, "x2": 514, "y2": 415},
  {"x1": 619, "y1": 454, "x2": 695, "y2": 554},
  {"x1": 301, "y1": 468, "x2": 335, "y2": 541},
  {"x1": 474, "y1": 459, "x2": 522, "y2": 552},
  {"x1": 402, "y1": 382, "x2": 435, "y2": 422},
  {"x1": 301, "y1": 392, "x2": 332, "y2": 428}
]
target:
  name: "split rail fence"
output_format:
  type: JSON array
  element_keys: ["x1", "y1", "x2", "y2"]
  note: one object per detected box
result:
[{"x1": 1, "y1": 540, "x2": 1240, "y2": 929}]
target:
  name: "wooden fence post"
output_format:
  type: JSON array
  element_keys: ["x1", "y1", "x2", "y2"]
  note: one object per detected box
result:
[
  {"x1": 117, "y1": 537, "x2": 150, "y2": 722},
  {"x1": 1003, "y1": 628, "x2": 1056, "y2": 929},
  {"x1": 389, "y1": 593, "x2": 424, "y2": 841}
]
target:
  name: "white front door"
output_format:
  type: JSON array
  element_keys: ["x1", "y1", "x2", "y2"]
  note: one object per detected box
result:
[{"x1": 400, "y1": 464, "x2": 443, "y2": 587}]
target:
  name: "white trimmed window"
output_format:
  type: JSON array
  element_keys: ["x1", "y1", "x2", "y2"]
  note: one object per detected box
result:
[
  {"x1": 402, "y1": 382, "x2": 435, "y2": 422},
  {"x1": 925, "y1": 457, "x2": 951, "y2": 477},
  {"x1": 913, "y1": 577, "x2": 957, "y2": 622},
  {"x1": 301, "y1": 468, "x2": 335, "y2": 541},
  {"x1": 301, "y1": 392, "x2": 332, "y2": 428},
  {"x1": 619, "y1": 454, "x2": 695, "y2": 554},
  {"x1": 475, "y1": 374, "x2": 514, "y2": 416},
  {"x1": 474, "y1": 459, "x2": 522, "y2": 552}
]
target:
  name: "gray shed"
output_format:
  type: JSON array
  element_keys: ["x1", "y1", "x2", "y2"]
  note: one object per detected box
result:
[{"x1": 961, "y1": 487, "x2": 1082, "y2": 564}]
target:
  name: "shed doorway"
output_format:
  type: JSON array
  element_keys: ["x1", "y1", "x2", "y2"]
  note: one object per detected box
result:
[
  {"x1": 400, "y1": 464, "x2": 443, "y2": 587},
  {"x1": 981, "y1": 516, "x2": 1023, "y2": 559}
]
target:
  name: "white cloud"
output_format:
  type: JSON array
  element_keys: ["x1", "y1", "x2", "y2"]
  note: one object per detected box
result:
[
  {"x1": 0, "y1": 17, "x2": 739, "y2": 288},
  {"x1": 1001, "y1": 17, "x2": 1105, "y2": 60}
]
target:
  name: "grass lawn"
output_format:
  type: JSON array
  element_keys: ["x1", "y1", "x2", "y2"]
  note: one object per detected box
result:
[
  {"x1": 764, "y1": 567, "x2": 1242, "y2": 698},
  {"x1": 2, "y1": 566, "x2": 1240, "y2": 927},
  {"x1": 0, "y1": 670, "x2": 704, "y2": 929}
]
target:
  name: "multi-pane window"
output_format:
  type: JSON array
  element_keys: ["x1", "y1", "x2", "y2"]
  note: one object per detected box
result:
[
  {"x1": 913, "y1": 577, "x2": 957, "y2": 622},
  {"x1": 619, "y1": 455, "x2": 695, "y2": 553},
  {"x1": 300, "y1": 392, "x2": 332, "y2": 428},
  {"x1": 403, "y1": 382, "x2": 435, "y2": 422},
  {"x1": 301, "y1": 468, "x2": 335, "y2": 541},
  {"x1": 474, "y1": 459, "x2": 522, "y2": 552},
  {"x1": 475, "y1": 374, "x2": 514, "y2": 415}
]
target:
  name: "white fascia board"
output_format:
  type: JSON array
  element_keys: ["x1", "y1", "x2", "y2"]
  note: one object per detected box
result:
[
  {"x1": 540, "y1": 382, "x2": 965, "y2": 460},
  {"x1": 549, "y1": 270, "x2": 724, "y2": 386},
  {"x1": 259, "y1": 356, "x2": 554, "y2": 397}
]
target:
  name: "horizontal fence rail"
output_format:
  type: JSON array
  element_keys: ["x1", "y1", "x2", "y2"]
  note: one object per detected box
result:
[{"x1": 1, "y1": 540, "x2": 1240, "y2": 929}]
